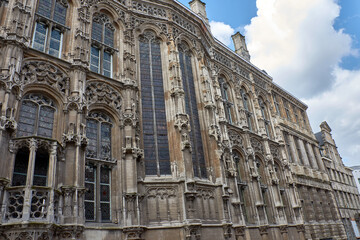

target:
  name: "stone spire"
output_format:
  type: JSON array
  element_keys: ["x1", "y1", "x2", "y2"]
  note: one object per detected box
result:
[{"x1": 232, "y1": 32, "x2": 251, "y2": 61}]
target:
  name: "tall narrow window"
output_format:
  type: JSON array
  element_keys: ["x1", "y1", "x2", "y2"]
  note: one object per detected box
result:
[
  {"x1": 12, "y1": 148, "x2": 30, "y2": 186},
  {"x1": 300, "y1": 110, "x2": 307, "y2": 128},
  {"x1": 33, "y1": 148, "x2": 49, "y2": 186},
  {"x1": 85, "y1": 165, "x2": 111, "y2": 222},
  {"x1": 283, "y1": 99, "x2": 291, "y2": 121},
  {"x1": 17, "y1": 94, "x2": 56, "y2": 138},
  {"x1": 85, "y1": 112, "x2": 112, "y2": 222},
  {"x1": 240, "y1": 89, "x2": 253, "y2": 131},
  {"x1": 272, "y1": 93, "x2": 280, "y2": 115},
  {"x1": 258, "y1": 98, "x2": 271, "y2": 138},
  {"x1": 90, "y1": 13, "x2": 115, "y2": 78},
  {"x1": 292, "y1": 105, "x2": 299, "y2": 123},
  {"x1": 32, "y1": 0, "x2": 68, "y2": 58},
  {"x1": 218, "y1": 77, "x2": 233, "y2": 124},
  {"x1": 139, "y1": 30, "x2": 171, "y2": 176},
  {"x1": 179, "y1": 44, "x2": 207, "y2": 178}
]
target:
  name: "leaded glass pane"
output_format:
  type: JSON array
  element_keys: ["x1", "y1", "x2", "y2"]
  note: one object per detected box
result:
[
  {"x1": 12, "y1": 149, "x2": 29, "y2": 186},
  {"x1": 53, "y1": 0, "x2": 67, "y2": 25},
  {"x1": 37, "y1": 106, "x2": 55, "y2": 138},
  {"x1": 37, "y1": 0, "x2": 52, "y2": 18},
  {"x1": 100, "y1": 185, "x2": 110, "y2": 202},
  {"x1": 18, "y1": 101, "x2": 37, "y2": 137},
  {"x1": 85, "y1": 165, "x2": 96, "y2": 221},
  {"x1": 100, "y1": 203, "x2": 110, "y2": 221},
  {"x1": 49, "y1": 29, "x2": 62, "y2": 58},
  {"x1": 86, "y1": 119, "x2": 98, "y2": 158},
  {"x1": 90, "y1": 47, "x2": 100, "y2": 73},
  {"x1": 85, "y1": 201, "x2": 95, "y2": 221},
  {"x1": 100, "y1": 167, "x2": 110, "y2": 184},
  {"x1": 100, "y1": 123, "x2": 111, "y2": 160},
  {"x1": 91, "y1": 21, "x2": 102, "y2": 42},
  {"x1": 33, "y1": 150, "x2": 49, "y2": 186},
  {"x1": 103, "y1": 52, "x2": 112, "y2": 78},
  {"x1": 33, "y1": 23, "x2": 47, "y2": 52},
  {"x1": 104, "y1": 25, "x2": 114, "y2": 47}
]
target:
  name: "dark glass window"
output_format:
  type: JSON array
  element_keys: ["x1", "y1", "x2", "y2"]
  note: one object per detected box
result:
[
  {"x1": 90, "y1": 13, "x2": 115, "y2": 77},
  {"x1": 85, "y1": 165, "x2": 111, "y2": 222},
  {"x1": 33, "y1": 148, "x2": 49, "y2": 186},
  {"x1": 12, "y1": 148, "x2": 30, "y2": 186},
  {"x1": 140, "y1": 31, "x2": 171, "y2": 176},
  {"x1": 294, "y1": 136, "x2": 304, "y2": 165},
  {"x1": 179, "y1": 45, "x2": 207, "y2": 178},
  {"x1": 292, "y1": 105, "x2": 299, "y2": 123},
  {"x1": 32, "y1": 0, "x2": 68, "y2": 57},
  {"x1": 86, "y1": 112, "x2": 112, "y2": 161},
  {"x1": 17, "y1": 94, "x2": 56, "y2": 138},
  {"x1": 218, "y1": 77, "x2": 233, "y2": 124}
]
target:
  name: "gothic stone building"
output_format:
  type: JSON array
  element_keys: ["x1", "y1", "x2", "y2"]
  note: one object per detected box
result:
[{"x1": 0, "y1": 0, "x2": 359, "y2": 239}]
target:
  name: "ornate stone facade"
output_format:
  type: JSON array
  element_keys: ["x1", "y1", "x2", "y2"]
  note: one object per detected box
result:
[{"x1": 0, "y1": 0, "x2": 359, "y2": 239}]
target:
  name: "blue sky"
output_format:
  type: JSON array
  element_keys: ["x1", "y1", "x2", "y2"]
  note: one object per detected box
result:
[{"x1": 177, "y1": 0, "x2": 360, "y2": 167}]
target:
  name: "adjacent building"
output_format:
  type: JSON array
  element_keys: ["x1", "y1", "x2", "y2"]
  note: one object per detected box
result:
[{"x1": 0, "y1": 0, "x2": 359, "y2": 239}]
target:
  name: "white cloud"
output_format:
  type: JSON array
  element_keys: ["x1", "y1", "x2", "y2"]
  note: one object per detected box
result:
[
  {"x1": 244, "y1": 0, "x2": 360, "y2": 166},
  {"x1": 305, "y1": 68, "x2": 360, "y2": 166},
  {"x1": 210, "y1": 20, "x2": 235, "y2": 46},
  {"x1": 244, "y1": 0, "x2": 355, "y2": 98}
]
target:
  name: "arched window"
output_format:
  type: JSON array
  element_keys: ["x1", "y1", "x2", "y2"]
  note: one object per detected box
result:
[
  {"x1": 85, "y1": 112, "x2": 113, "y2": 222},
  {"x1": 32, "y1": 0, "x2": 68, "y2": 58},
  {"x1": 240, "y1": 89, "x2": 253, "y2": 131},
  {"x1": 139, "y1": 30, "x2": 171, "y2": 176},
  {"x1": 258, "y1": 98, "x2": 271, "y2": 138},
  {"x1": 218, "y1": 77, "x2": 233, "y2": 124},
  {"x1": 90, "y1": 13, "x2": 115, "y2": 78},
  {"x1": 178, "y1": 43, "x2": 207, "y2": 178},
  {"x1": 17, "y1": 94, "x2": 56, "y2": 138},
  {"x1": 283, "y1": 98, "x2": 291, "y2": 121},
  {"x1": 86, "y1": 112, "x2": 112, "y2": 161}
]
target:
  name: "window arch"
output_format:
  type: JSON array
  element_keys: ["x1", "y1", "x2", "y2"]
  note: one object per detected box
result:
[
  {"x1": 178, "y1": 43, "x2": 207, "y2": 178},
  {"x1": 85, "y1": 112, "x2": 113, "y2": 222},
  {"x1": 139, "y1": 30, "x2": 170, "y2": 176},
  {"x1": 258, "y1": 97, "x2": 271, "y2": 138},
  {"x1": 240, "y1": 88, "x2": 253, "y2": 131},
  {"x1": 90, "y1": 13, "x2": 115, "y2": 78},
  {"x1": 17, "y1": 93, "x2": 56, "y2": 138},
  {"x1": 218, "y1": 76, "x2": 233, "y2": 124},
  {"x1": 32, "y1": 0, "x2": 68, "y2": 58}
]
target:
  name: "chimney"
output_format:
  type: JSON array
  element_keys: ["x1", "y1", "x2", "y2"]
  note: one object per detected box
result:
[
  {"x1": 189, "y1": 0, "x2": 210, "y2": 28},
  {"x1": 232, "y1": 32, "x2": 251, "y2": 61}
]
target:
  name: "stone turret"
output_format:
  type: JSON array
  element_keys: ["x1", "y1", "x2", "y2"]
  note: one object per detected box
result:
[
  {"x1": 232, "y1": 32, "x2": 251, "y2": 61},
  {"x1": 189, "y1": 0, "x2": 210, "y2": 28}
]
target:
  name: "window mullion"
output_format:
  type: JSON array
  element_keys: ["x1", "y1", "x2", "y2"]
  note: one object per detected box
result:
[
  {"x1": 97, "y1": 122, "x2": 101, "y2": 159},
  {"x1": 44, "y1": 22, "x2": 53, "y2": 54}
]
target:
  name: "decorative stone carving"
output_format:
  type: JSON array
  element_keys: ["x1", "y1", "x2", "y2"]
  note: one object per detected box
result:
[
  {"x1": 234, "y1": 226, "x2": 246, "y2": 236},
  {"x1": 228, "y1": 129, "x2": 245, "y2": 150},
  {"x1": 269, "y1": 144, "x2": 280, "y2": 159},
  {"x1": 19, "y1": 60, "x2": 69, "y2": 95},
  {"x1": 213, "y1": 50, "x2": 232, "y2": 68},
  {"x1": 85, "y1": 82, "x2": 122, "y2": 114},
  {"x1": 63, "y1": 123, "x2": 88, "y2": 147},
  {"x1": 123, "y1": 227, "x2": 146, "y2": 240},
  {"x1": 0, "y1": 108, "x2": 17, "y2": 132},
  {"x1": 132, "y1": 1, "x2": 167, "y2": 19},
  {"x1": 172, "y1": 13, "x2": 196, "y2": 35},
  {"x1": 185, "y1": 225, "x2": 201, "y2": 240},
  {"x1": 250, "y1": 137, "x2": 264, "y2": 154}
]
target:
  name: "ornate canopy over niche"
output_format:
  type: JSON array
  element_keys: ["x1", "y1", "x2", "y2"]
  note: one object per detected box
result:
[
  {"x1": 20, "y1": 60, "x2": 69, "y2": 95},
  {"x1": 85, "y1": 81, "x2": 122, "y2": 114},
  {"x1": 228, "y1": 129, "x2": 245, "y2": 151}
]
